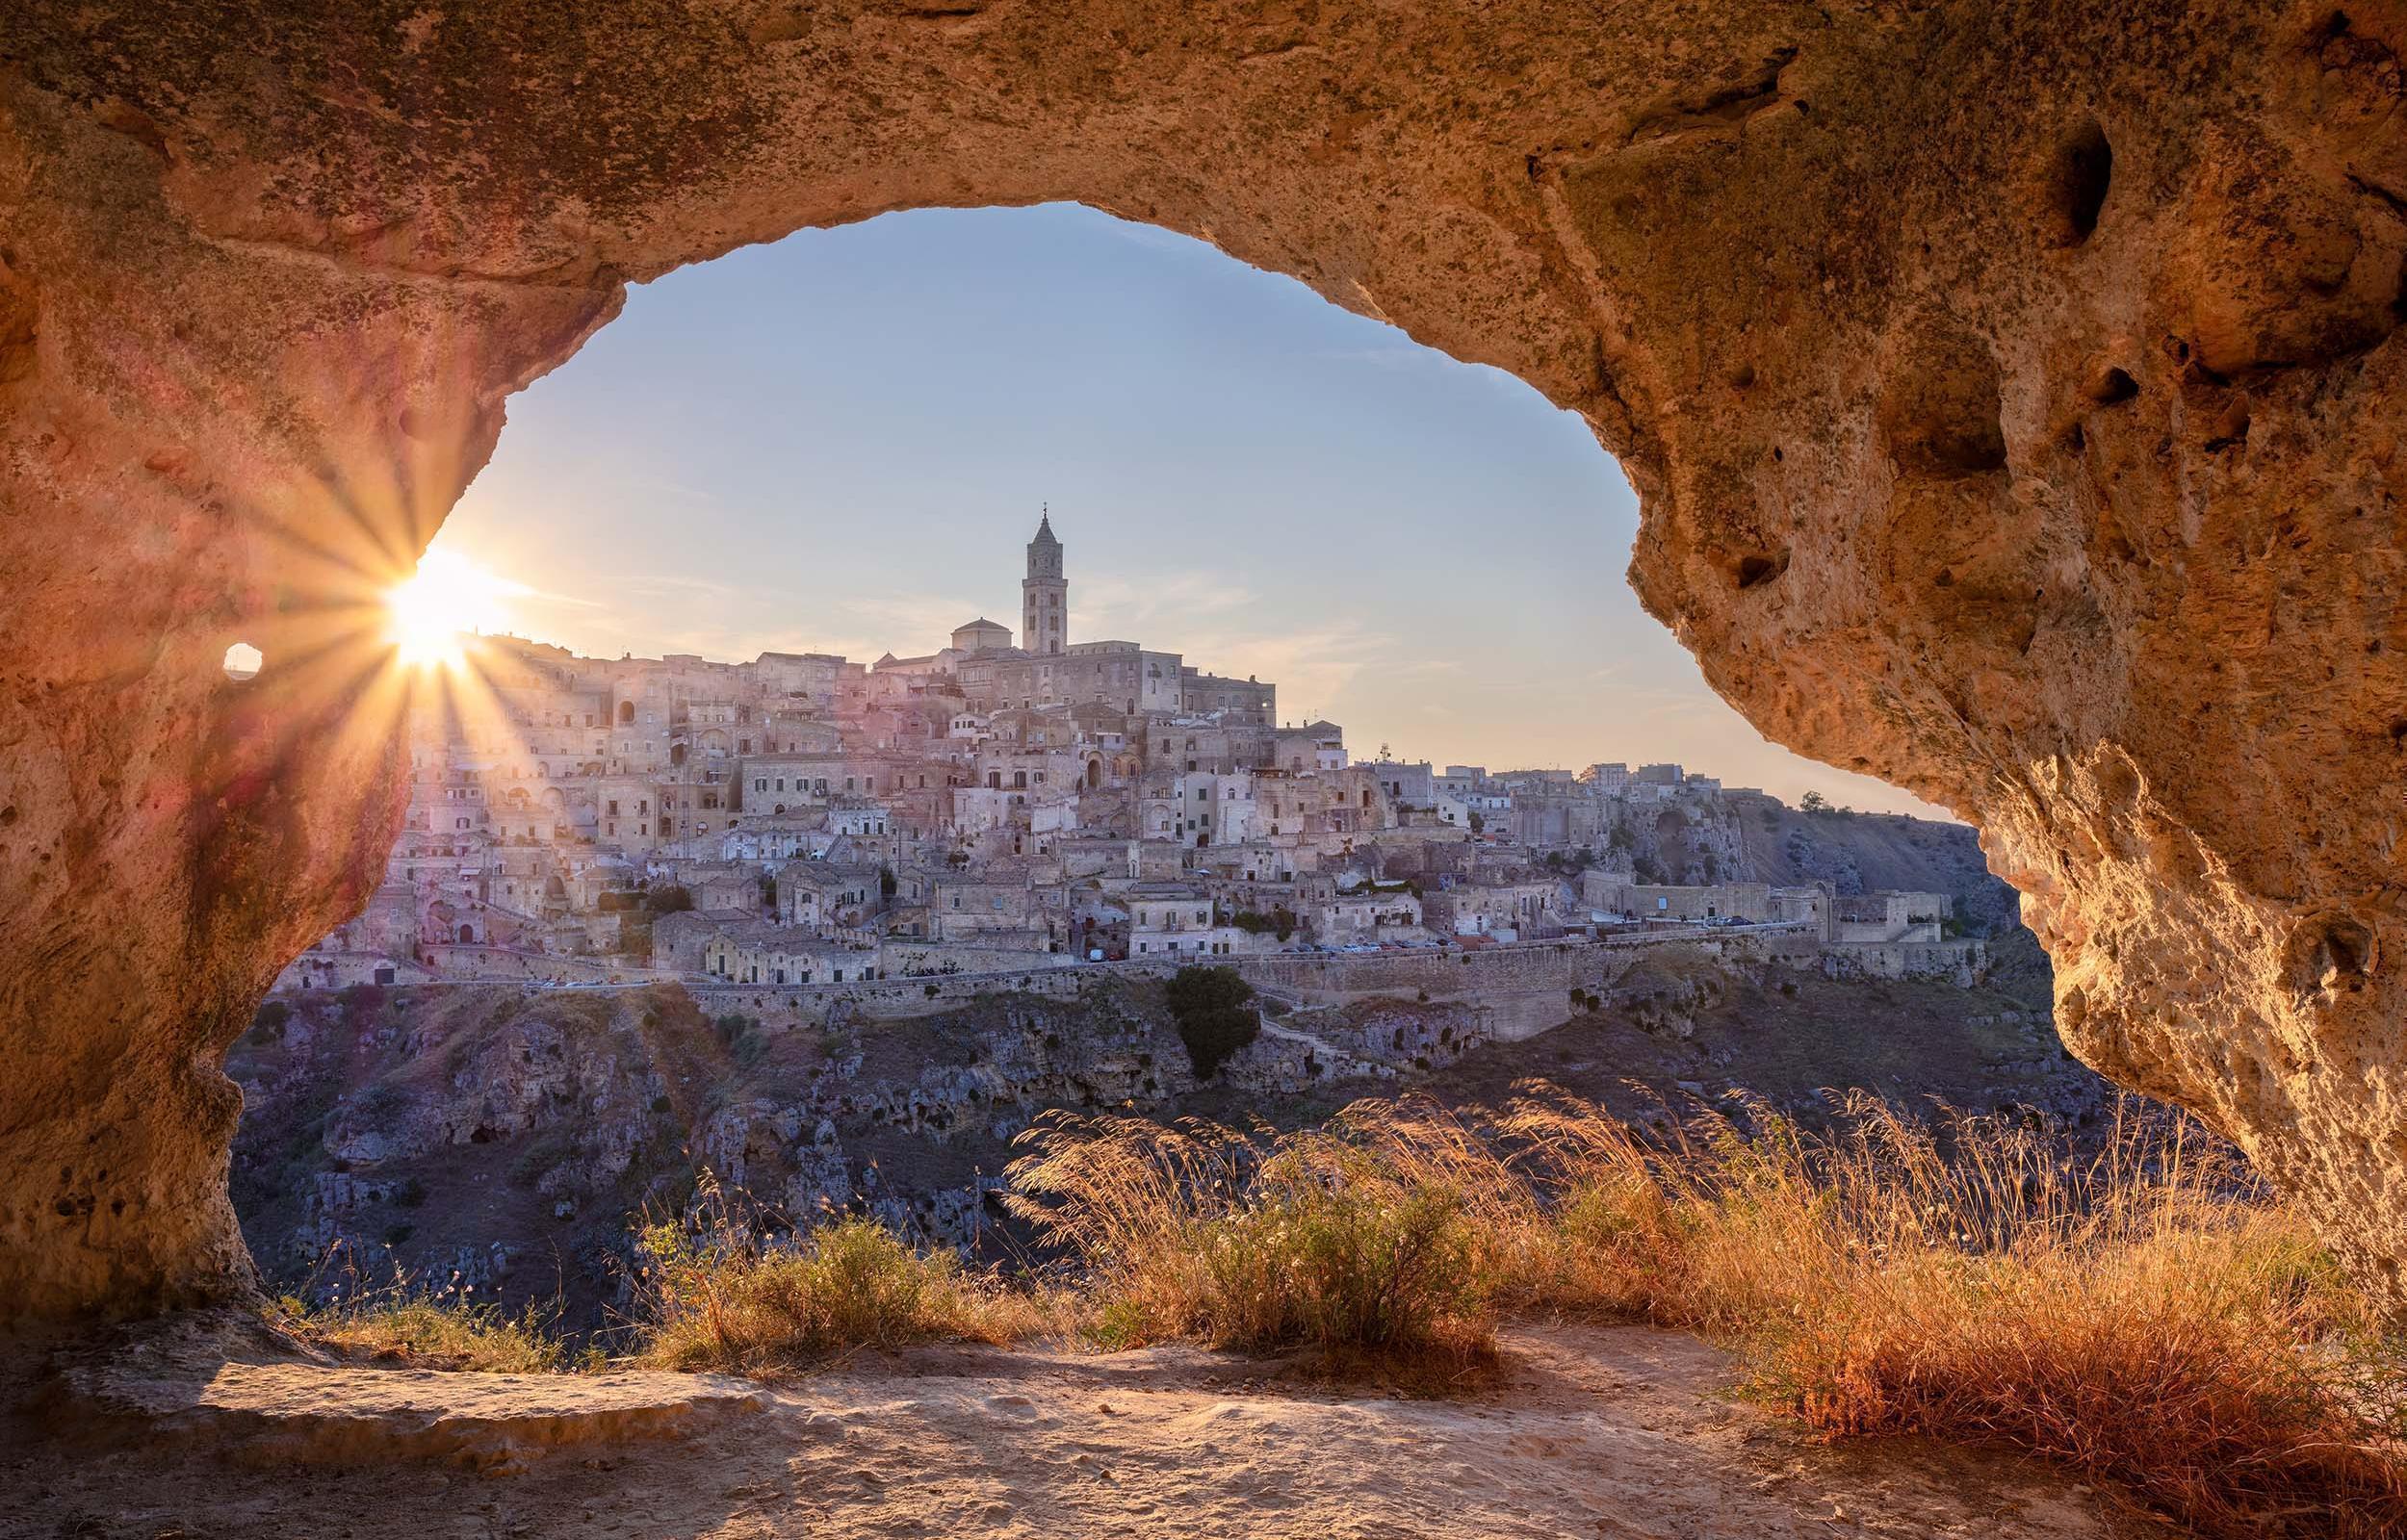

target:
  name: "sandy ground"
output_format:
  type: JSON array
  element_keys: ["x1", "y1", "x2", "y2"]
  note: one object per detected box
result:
[{"x1": 1, "y1": 1323, "x2": 2128, "y2": 1540}]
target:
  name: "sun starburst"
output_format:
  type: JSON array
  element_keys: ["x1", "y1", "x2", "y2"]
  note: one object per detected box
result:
[{"x1": 385, "y1": 550, "x2": 525, "y2": 668}]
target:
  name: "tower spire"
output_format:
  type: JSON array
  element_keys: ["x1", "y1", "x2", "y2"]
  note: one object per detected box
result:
[{"x1": 1023, "y1": 505, "x2": 1066, "y2": 654}]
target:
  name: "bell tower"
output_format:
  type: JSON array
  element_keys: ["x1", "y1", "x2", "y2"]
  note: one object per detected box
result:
[{"x1": 1022, "y1": 506, "x2": 1066, "y2": 655}]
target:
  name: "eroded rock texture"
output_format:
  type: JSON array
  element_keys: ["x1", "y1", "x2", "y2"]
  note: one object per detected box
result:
[{"x1": 1, "y1": 1, "x2": 2402, "y2": 1318}]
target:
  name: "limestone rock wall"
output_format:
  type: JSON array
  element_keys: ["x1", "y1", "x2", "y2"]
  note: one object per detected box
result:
[{"x1": 3, "y1": 1, "x2": 2404, "y2": 1316}]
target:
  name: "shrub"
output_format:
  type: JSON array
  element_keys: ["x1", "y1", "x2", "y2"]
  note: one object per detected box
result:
[
  {"x1": 634, "y1": 1199, "x2": 1034, "y2": 1373},
  {"x1": 645, "y1": 885, "x2": 694, "y2": 914},
  {"x1": 1229, "y1": 907, "x2": 1299, "y2": 940},
  {"x1": 274, "y1": 1248, "x2": 575, "y2": 1373},
  {"x1": 1195, "y1": 1183, "x2": 1484, "y2": 1359},
  {"x1": 1164, "y1": 966, "x2": 1258, "y2": 1079},
  {"x1": 1006, "y1": 1110, "x2": 1499, "y2": 1365}
]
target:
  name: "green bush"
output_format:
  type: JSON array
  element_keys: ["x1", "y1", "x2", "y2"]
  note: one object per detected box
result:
[
  {"x1": 1229, "y1": 906, "x2": 1299, "y2": 940},
  {"x1": 1165, "y1": 966, "x2": 1258, "y2": 1079}
]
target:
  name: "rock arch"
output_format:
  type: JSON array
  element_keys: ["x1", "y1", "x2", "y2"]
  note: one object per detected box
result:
[{"x1": 3, "y1": 2, "x2": 2404, "y2": 1320}]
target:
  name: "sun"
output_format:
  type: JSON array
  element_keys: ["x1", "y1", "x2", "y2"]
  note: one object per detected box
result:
[{"x1": 386, "y1": 550, "x2": 524, "y2": 667}]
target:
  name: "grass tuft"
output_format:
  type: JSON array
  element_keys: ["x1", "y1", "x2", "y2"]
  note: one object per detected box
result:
[
  {"x1": 272, "y1": 1247, "x2": 579, "y2": 1373},
  {"x1": 630, "y1": 1178, "x2": 1056, "y2": 1373}
]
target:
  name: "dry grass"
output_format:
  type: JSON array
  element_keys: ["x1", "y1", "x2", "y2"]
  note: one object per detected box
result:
[
  {"x1": 1002, "y1": 1111, "x2": 1499, "y2": 1364},
  {"x1": 630, "y1": 1180, "x2": 1062, "y2": 1373},
  {"x1": 290, "y1": 1086, "x2": 2407, "y2": 1534},
  {"x1": 1004, "y1": 1090, "x2": 2407, "y2": 1539},
  {"x1": 272, "y1": 1247, "x2": 579, "y2": 1373}
]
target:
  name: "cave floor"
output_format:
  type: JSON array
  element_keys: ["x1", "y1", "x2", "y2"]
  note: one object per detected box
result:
[{"x1": 0, "y1": 1322, "x2": 2133, "y2": 1539}]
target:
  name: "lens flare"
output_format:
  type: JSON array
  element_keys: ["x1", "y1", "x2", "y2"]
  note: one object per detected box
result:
[{"x1": 385, "y1": 550, "x2": 524, "y2": 667}]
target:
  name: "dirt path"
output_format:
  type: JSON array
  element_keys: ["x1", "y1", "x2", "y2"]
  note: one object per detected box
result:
[{"x1": 3, "y1": 1323, "x2": 2124, "y2": 1539}]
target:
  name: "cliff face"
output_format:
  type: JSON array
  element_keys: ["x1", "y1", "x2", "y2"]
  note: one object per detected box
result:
[{"x1": 4, "y1": 3, "x2": 2404, "y2": 1317}]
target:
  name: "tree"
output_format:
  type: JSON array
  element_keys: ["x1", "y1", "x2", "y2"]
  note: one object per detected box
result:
[
  {"x1": 1165, "y1": 966, "x2": 1259, "y2": 1079},
  {"x1": 1799, "y1": 790, "x2": 1830, "y2": 813},
  {"x1": 879, "y1": 864, "x2": 898, "y2": 899},
  {"x1": 645, "y1": 884, "x2": 694, "y2": 914},
  {"x1": 1468, "y1": 809, "x2": 1486, "y2": 834}
]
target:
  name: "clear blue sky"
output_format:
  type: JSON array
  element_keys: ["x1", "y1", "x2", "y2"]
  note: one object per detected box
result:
[{"x1": 438, "y1": 202, "x2": 1940, "y2": 817}]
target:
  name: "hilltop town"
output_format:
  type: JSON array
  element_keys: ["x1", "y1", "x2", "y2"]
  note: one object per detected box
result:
[{"x1": 284, "y1": 514, "x2": 1988, "y2": 998}]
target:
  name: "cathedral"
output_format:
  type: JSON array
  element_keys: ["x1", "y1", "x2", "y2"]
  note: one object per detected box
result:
[{"x1": 883, "y1": 509, "x2": 1275, "y2": 728}]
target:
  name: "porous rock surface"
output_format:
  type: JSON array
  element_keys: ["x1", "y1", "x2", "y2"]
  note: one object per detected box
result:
[
  {"x1": 1, "y1": 2, "x2": 2402, "y2": 1318},
  {"x1": 50, "y1": 1311, "x2": 767, "y2": 1473}
]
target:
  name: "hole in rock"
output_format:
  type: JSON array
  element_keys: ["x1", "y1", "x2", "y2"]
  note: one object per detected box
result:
[
  {"x1": 2052, "y1": 119, "x2": 2113, "y2": 245},
  {"x1": 2291, "y1": 914, "x2": 2376, "y2": 996},
  {"x1": 221, "y1": 641, "x2": 263, "y2": 680},
  {"x1": 1735, "y1": 552, "x2": 1788, "y2": 590},
  {"x1": 2090, "y1": 367, "x2": 2138, "y2": 405}
]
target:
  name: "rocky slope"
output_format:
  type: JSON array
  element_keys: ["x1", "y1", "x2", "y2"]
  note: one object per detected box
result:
[{"x1": 228, "y1": 952, "x2": 2105, "y2": 1341}]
